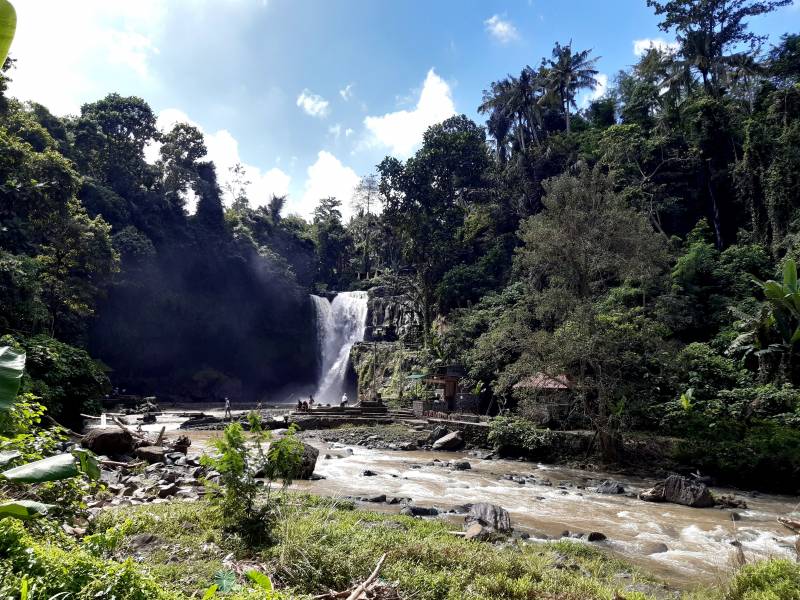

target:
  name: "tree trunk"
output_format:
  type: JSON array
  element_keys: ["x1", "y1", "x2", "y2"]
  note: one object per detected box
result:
[{"x1": 597, "y1": 428, "x2": 623, "y2": 464}]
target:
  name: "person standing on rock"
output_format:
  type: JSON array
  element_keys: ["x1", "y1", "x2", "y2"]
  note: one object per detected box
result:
[
  {"x1": 223, "y1": 397, "x2": 232, "y2": 420},
  {"x1": 340, "y1": 393, "x2": 348, "y2": 408}
]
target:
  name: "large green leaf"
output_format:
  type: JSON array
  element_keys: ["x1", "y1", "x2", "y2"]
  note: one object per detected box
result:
[
  {"x1": 246, "y1": 570, "x2": 273, "y2": 592},
  {"x1": 0, "y1": 453, "x2": 79, "y2": 483},
  {"x1": 0, "y1": 0, "x2": 14, "y2": 67},
  {"x1": 0, "y1": 499, "x2": 55, "y2": 520},
  {"x1": 0, "y1": 450, "x2": 20, "y2": 467},
  {"x1": 0, "y1": 346, "x2": 25, "y2": 410},
  {"x1": 784, "y1": 259, "x2": 798, "y2": 293},
  {"x1": 73, "y1": 448, "x2": 101, "y2": 480}
]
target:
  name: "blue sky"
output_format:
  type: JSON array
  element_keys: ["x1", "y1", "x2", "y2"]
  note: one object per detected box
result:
[{"x1": 6, "y1": 0, "x2": 799, "y2": 219}]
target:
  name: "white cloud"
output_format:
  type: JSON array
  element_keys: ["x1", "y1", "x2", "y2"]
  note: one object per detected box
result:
[
  {"x1": 6, "y1": 0, "x2": 165, "y2": 115},
  {"x1": 484, "y1": 15, "x2": 520, "y2": 44},
  {"x1": 339, "y1": 83, "x2": 354, "y2": 101},
  {"x1": 329, "y1": 124, "x2": 342, "y2": 139},
  {"x1": 291, "y1": 151, "x2": 360, "y2": 221},
  {"x1": 363, "y1": 69, "x2": 456, "y2": 159},
  {"x1": 147, "y1": 108, "x2": 290, "y2": 214},
  {"x1": 579, "y1": 73, "x2": 608, "y2": 108},
  {"x1": 296, "y1": 89, "x2": 330, "y2": 118},
  {"x1": 633, "y1": 38, "x2": 679, "y2": 57},
  {"x1": 345, "y1": 128, "x2": 354, "y2": 137}
]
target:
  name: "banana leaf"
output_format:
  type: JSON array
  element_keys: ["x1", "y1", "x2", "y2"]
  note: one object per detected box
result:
[
  {"x1": 0, "y1": 0, "x2": 14, "y2": 67},
  {"x1": 0, "y1": 345, "x2": 25, "y2": 410},
  {"x1": 0, "y1": 453, "x2": 79, "y2": 483},
  {"x1": 72, "y1": 448, "x2": 100, "y2": 480},
  {"x1": 0, "y1": 499, "x2": 55, "y2": 520},
  {"x1": 0, "y1": 450, "x2": 20, "y2": 466},
  {"x1": 784, "y1": 259, "x2": 798, "y2": 293}
]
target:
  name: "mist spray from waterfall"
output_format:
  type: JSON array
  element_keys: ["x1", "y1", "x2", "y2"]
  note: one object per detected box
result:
[{"x1": 311, "y1": 291, "x2": 368, "y2": 404}]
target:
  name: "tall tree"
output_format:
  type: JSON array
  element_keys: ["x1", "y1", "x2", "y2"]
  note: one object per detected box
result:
[
  {"x1": 352, "y1": 174, "x2": 380, "y2": 274},
  {"x1": 647, "y1": 0, "x2": 791, "y2": 96},
  {"x1": 545, "y1": 42, "x2": 600, "y2": 132}
]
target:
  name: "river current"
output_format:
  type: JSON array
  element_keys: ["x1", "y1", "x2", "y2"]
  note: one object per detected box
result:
[{"x1": 291, "y1": 440, "x2": 800, "y2": 588}]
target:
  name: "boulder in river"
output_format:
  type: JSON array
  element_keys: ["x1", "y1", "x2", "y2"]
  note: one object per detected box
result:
[
  {"x1": 596, "y1": 480, "x2": 625, "y2": 494},
  {"x1": 465, "y1": 502, "x2": 512, "y2": 533},
  {"x1": 639, "y1": 475, "x2": 714, "y2": 508},
  {"x1": 83, "y1": 429, "x2": 135, "y2": 456},
  {"x1": 464, "y1": 522, "x2": 500, "y2": 542},
  {"x1": 427, "y1": 425, "x2": 449, "y2": 444},
  {"x1": 296, "y1": 443, "x2": 319, "y2": 479},
  {"x1": 135, "y1": 446, "x2": 167, "y2": 464},
  {"x1": 432, "y1": 431, "x2": 464, "y2": 451},
  {"x1": 401, "y1": 505, "x2": 439, "y2": 517}
]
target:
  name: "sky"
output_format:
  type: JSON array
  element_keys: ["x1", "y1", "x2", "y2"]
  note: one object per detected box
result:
[{"x1": 6, "y1": 0, "x2": 799, "y2": 220}]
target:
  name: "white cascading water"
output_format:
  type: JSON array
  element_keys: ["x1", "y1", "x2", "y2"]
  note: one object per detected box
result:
[{"x1": 311, "y1": 291, "x2": 369, "y2": 404}]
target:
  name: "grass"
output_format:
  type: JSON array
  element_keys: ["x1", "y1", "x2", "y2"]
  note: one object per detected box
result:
[
  {"x1": 2, "y1": 494, "x2": 798, "y2": 599},
  {"x1": 94, "y1": 495, "x2": 683, "y2": 599}
]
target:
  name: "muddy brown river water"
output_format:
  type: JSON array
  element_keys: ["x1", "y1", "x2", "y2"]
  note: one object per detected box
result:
[
  {"x1": 105, "y1": 414, "x2": 800, "y2": 588},
  {"x1": 290, "y1": 441, "x2": 799, "y2": 588}
]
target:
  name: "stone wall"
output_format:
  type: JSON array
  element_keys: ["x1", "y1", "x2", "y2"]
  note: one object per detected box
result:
[
  {"x1": 350, "y1": 341, "x2": 428, "y2": 406},
  {"x1": 364, "y1": 285, "x2": 420, "y2": 343}
]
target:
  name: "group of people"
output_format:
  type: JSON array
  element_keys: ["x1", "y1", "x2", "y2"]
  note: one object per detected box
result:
[
  {"x1": 296, "y1": 395, "x2": 316, "y2": 412},
  {"x1": 295, "y1": 393, "x2": 350, "y2": 412}
]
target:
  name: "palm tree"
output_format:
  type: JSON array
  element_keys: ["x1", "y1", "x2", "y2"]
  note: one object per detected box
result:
[
  {"x1": 479, "y1": 68, "x2": 549, "y2": 159},
  {"x1": 545, "y1": 42, "x2": 600, "y2": 133}
]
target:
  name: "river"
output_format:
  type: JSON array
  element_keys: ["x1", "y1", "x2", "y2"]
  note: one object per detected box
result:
[
  {"x1": 289, "y1": 439, "x2": 799, "y2": 588},
  {"x1": 96, "y1": 410, "x2": 800, "y2": 588}
]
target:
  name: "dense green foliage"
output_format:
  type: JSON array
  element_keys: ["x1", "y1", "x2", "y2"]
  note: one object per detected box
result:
[{"x1": 2, "y1": 0, "x2": 800, "y2": 489}]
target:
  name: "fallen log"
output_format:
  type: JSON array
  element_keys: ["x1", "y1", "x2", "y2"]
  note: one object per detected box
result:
[
  {"x1": 99, "y1": 459, "x2": 145, "y2": 469},
  {"x1": 112, "y1": 416, "x2": 147, "y2": 439}
]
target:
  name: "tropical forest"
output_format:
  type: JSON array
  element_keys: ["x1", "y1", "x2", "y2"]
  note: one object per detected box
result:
[{"x1": 2, "y1": 0, "x2": 800, "y2": 598}]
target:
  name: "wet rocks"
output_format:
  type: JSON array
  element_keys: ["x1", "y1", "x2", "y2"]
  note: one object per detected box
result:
[
  {"x1": 465, "y1": 503, "x2": 512, "y2": 534},
  {"x1": 432, "y1": 431, "x2": 464, "y2": 451},
  {"x1": 157, "y1": 483, "x2": 180, "y2": 498},
  {"x1": 364, "y1": 494, "x2": 387, "y2": 503},
  {"x1": 427, "y1": 425, "x2": 449, "y2": 444},
  {"x1": 596, "y1": 480, "x2": 625, "y2": 494},
  {"x1": 639, "y1": 475, "x2": 715, "y2": 508},
  {"x1": 716, "y1": 494, "x2": 748, "y2": 509},
  {"x1": 362, "y1": 469, "x2": 378, "y2": 477},
  {"x1": 83, "y1": 429, "x2": 135, "y2": 456},
  {"x1": 400, "y1": 505, "x2": 439, "y2": 517},
  {"x1": 584, "y1": 531, "x2": 607, "y2": 542},
  {"x1": 464, "y1": 521, "x2": 500, "y2": 541},
  {"x1": 296, "y1": 443, "x2": 319, "y2": 479},
  {"x1": 451, "y1": 460, "x2": 471, "y2": 471},
  {"x1": 638, "y1": 541, "x2": 669, "y2": 554}
]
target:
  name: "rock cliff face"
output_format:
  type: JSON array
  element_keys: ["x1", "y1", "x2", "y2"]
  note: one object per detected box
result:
[
  {"x1": 349, "y1": 341, "x2": 425, "y2": 406},
  {"x1": 364, "y1": 285, "x2": 419, "y2": 343}
]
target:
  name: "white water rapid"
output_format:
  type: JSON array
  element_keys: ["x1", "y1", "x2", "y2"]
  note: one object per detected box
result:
[{"x1": 311, "y1": 291, "x2": 369, "y2": 404}]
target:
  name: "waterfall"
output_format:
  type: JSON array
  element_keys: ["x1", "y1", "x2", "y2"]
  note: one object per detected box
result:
[{"x1": 311, "y1": 291, "x2": 369, "y2": 404}]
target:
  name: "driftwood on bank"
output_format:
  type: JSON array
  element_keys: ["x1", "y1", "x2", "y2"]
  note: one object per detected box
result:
[
  {"x1": 312, "y1": 554, "x2": 393, "y2": 600},
  {"x1": 779, "y1": 517, "x2": 800, "y2": 533},
  {"x1": 112, "y1": 416, "x2": 147, "y2": 440}
]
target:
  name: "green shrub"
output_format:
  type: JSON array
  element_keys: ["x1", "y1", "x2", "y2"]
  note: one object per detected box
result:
[
  {"x1": 201, "y1": 414, "x2": 303, "y2": 546},
  {"x1": 726, "y1": 559, "x2": 800, "y2": 599},
  {"x1": 0, "y1": 518, "x2": 178, "y2": 600},
  {"x1": 2, "y1": 334, "x2": 109, "y2": 422},
  {"x1": 488, "y1": 416, "x2": 554, "y2": 459}
]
